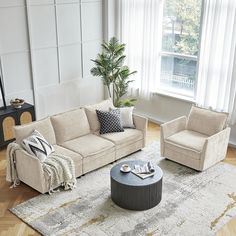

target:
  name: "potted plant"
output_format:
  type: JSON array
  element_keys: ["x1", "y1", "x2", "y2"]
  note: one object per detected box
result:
[{"x1": 90, "y1": 37, "x2": 137, "y2": 107}]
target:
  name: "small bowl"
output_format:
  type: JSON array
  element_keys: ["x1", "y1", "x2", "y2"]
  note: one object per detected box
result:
[{"x1": 10, "y1": 98, "x2": 25, "y2": 109}]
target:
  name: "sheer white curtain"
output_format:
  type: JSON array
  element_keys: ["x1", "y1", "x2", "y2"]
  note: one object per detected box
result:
[
  {"x1": 119, "y1": 0, "x2": 163, "y2": 99},
  {"x1": 196, "y1": 0, "x2": 236, "y2": 124}
]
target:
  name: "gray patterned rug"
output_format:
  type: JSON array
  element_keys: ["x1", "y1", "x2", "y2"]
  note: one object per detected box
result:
[{"x1": 10, "y1": 142, "x2": 236, "y2": 236}]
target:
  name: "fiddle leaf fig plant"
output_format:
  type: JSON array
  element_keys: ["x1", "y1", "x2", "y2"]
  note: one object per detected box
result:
[{"x1": 90, "y1": 37, "x2": 137, "y2": 107}]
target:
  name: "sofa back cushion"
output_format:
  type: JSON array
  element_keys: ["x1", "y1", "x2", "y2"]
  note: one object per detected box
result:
[
  {"x1": 14, "y1": 117, "x2": 56, "y2": 145},
  {"x1": 51, "y1": 108, "x2": 90, "y2": 144},
  {"x1": 83, "y1": 99, "x2": 114, "y2": 132},
  {"x1": 187, "y1": 106, "x2": 228, "y2": 136}
]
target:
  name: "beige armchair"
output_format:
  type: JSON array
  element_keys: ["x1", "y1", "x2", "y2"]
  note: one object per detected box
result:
[{"x1": 160, "y1": 106, "x2": 231, "y2": 171}]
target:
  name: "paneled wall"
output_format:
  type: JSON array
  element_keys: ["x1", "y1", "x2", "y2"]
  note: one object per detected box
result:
[{"x1": 0, "y1": 0, "x2": 104, "y2": 119}]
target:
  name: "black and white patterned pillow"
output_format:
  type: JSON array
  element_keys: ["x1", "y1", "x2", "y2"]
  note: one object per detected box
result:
[
  {"x1": 96, "y1": 109, "x2": 124, "y2": 134},
  {"x1": 22, "y1": 130, "x2": 54, "y2": 162}
]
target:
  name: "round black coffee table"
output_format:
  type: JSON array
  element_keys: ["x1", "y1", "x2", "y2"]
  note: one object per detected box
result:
[{"x1": 110, "y1": 160, "x2": 163, "y2": 210}]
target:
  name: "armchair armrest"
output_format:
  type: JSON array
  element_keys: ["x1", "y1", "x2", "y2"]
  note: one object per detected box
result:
[
  {"x1": 15, "y1": 148, "x2": 48, "y2": 193},
  {"x1": 133, "y1": 114, "x2": 148, "y2": 146},
  {"x1": 200, "y1": 127, "x2": 231, "y2": 170},
  {"x1": 161, "y1": 116, "x2": 187, "y2": 139},
  {"x1": 160, "y1": 116, "x2": 187, "y2": 156}
]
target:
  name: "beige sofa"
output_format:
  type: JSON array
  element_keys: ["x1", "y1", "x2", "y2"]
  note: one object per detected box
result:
[
  {"x1": 13, "y1": 99, "x2": 147, "y2": 193},
  {"x1": 160, "y1": 106, "x2": 230, "y2": 171}
]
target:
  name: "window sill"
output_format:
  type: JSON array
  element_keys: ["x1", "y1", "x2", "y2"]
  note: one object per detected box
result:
[{"x1": 153, "y1": 90, "x2": 196, "y2": 104}]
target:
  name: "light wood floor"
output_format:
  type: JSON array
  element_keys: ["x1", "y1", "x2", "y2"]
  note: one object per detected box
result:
[{"x1": 0, "y1": 122, "x2": 235, "y2": 236}]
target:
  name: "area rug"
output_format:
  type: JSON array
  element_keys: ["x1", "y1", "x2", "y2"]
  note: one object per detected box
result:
[{"x1": 10, "y1": 142, "x2": 236, "y2": 236}]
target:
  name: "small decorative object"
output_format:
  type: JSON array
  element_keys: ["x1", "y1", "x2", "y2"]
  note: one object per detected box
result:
[
  {"x1": 120, "y1": 164, "x2": 131, "y2": 173},
  {"x1": 10, "y1": 98, "x2": 25, "y2": 109},
  {"x1": 0, "y1": 75, "x2": 7, "y2": 110}
]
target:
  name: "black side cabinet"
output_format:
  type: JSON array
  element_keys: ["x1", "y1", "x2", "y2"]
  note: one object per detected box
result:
[{"x1": 0, "y1": 103, "x2": 35, "y2": 148}]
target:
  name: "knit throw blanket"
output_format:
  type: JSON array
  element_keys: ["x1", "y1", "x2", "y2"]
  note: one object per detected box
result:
[{"x1": 6, "y1": 142, "x2": 76, "y2": 194}]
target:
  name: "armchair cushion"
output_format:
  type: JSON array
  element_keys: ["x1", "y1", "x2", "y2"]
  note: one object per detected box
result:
[
  {"x1": 165, "y1": 130, "x2": 208, "y2": 153},
  {"x1": 187, "y1": 106, "x2": 228, "y2": 136}
]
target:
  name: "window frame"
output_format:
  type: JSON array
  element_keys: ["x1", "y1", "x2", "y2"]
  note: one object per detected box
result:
[{"x1": 158, "y1": 0, "x2": 204, "y2": 100}]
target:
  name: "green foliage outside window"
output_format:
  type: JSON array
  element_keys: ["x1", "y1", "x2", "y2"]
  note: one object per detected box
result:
[{"x1": 163, "y1": 0, "x2": 202, "y2": 56}]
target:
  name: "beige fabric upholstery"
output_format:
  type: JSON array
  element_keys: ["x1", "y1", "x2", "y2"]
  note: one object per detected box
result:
[
  {"x1": 15, "y1": 145, "x2": 83, "y2": 194},
  {"x1": 160, "y1": 116, "x2": 187, "y2": 156},
  {"x1": 101, "y1": 129, "x2": 144, "y2": 160},
  {"x1": 53, "y1": 145, "x2": 83, "y2": 177},
  {"x1": 83, "y1": 99, "x2": 114, "y2": 132},
  {"x1": 133, "y1": 114, "x2": 148, "y2": 146},
  {"x1": 101, "y1": 129, "x2": 143, "y2": 147},
  {"x1": 163, "y1": 146, "x2": 202, "y2": 170},
  {"x1": 187, "y1": 106, "x2": 228, "y2": 136},
  {"x1": 51, "y1": 108, "x2": 90, "y2": 144},
  {"x1": 161, "y1": 116, "x2": 187, "y2": 139},
  {"x1": 14, "y1": 117, "x2": 56, "y2": 145},
  {"x1": 161, "y1": 109, "x2": 231, "y2": 171},
  {"x1": 165, "y1": 130, "x2": 208, "y2": 152},
  {"x1": 164, "y1": 141, "x2": 201, "y2": 161},
  {"x1": 10, "y1": 101, "x2": 147, "y2": 194},
  {"x1": 15, "y1": 148, "x2": 47, "y2": 193},
  {"x1": 82, "y1": 151, "x2": 116, "y2": 174},
  {"x1": 61, "y1": 134, "x2": 115, "y2": 157},
  {"x1": 116, "y1": 139, "x2": 144, "y2": 160},
  {"x1": 201, "y1": 127, "x2": 231, "y2": 170},
  {"x1": 61, "y1": 134, "x2": 115, "y2": 174}
]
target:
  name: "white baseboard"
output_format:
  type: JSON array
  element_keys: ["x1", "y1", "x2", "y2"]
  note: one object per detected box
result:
[
  {"x1": 229, "y1": 142, "x2": 236, "y2": 148},
  {"x1": 134, "y1": 111, "x2": 165, "y2": 125}
]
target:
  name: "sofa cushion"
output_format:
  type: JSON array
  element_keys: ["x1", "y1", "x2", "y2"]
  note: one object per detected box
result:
[
  {"x1": 96, "y1": 109, "x2": 124, "y2": 134},
  {"x1": 187, "y1": 106, "x2": 228, "y2": 136},
  {"x1": 165, "y1": 130, "x2": 208, "y2": 153},
  {"x1": 53, "y1": 145, "x2": 83, "y2": 177},
  {"x1": 83, "y1": 99, "x2": 114, "y2": 132},
  {"x1": 51, "y1": 108, "x2": 90, "y2": 144},
  {"x1": 14, "y1": 117, "x2": 56, "y2": 145},
  {"x1": 61, "y1": 134, "x2": 115, "y2": 158},
  {"x1": 101, "y1": 128, "x2": 143, "y2": 148}
]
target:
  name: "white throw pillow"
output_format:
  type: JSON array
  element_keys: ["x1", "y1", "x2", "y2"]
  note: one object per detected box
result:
[
  {"x1": 22, "y1": 130, "x2": 54, "y2": 162},
  {"x1": 112, "y1": 107, "x2": 135, "y2": 128}
]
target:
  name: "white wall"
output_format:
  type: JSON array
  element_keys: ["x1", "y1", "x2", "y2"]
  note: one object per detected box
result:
[{"x1": 0, "y1": 0, "x2": 104, "y2": 119}]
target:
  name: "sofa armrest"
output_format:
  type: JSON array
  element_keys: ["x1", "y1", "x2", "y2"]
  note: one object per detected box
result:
[
  {"x1": 133, "y1": 114, "x2": 148, "y2": 132},
  {"x1": 133, "y1": 114, "x2": 148, "y2": 146},
  {"x1": 15, "y1": 148, "x2": 48, "y2": 193},
  {"x1": 200, "y1": 127, "x2": 231, "y2": 170},
  {"x1": 160, "y1": 116, "x2": 187, "y2": 156}
]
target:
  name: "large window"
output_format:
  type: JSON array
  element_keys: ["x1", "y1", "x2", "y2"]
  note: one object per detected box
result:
[{"x1": 160, "y1": 0, "x2": 202, "y2": 98}]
